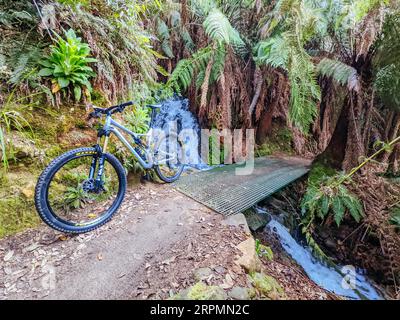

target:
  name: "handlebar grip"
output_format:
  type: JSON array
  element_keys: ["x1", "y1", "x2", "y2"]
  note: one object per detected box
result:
[{"x1": 119, "y1": 101, "x2": 135, "y2": 108}]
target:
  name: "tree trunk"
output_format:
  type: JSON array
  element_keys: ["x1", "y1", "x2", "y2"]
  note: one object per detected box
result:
[
  {"x1": 314, "y1": 98, "x2": 350, "y2": 169},
  {"x1": 387, "y1": 144, "x2": 400, "y2": 175},
  {"x1": 343, "y1": 93, "x2": 365, "y2": 171},
  {"x1": 256, "y1": 106, "x2": 274, "y2": 144}
]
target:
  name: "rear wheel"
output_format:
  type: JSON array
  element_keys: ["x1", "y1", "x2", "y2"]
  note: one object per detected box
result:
[
  {"x1": 153, "y1": 134, "x2": 184, "y2": 183},
  {"x1": 35, "y1": 147, "x2": 127, "y2": 234}
]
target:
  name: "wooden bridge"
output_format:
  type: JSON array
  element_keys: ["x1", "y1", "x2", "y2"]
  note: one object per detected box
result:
[{"x1": 174, "y1": 156, "x2": 311, "y2": 215}]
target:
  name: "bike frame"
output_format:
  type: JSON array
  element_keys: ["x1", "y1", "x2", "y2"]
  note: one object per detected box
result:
[
  {"x1": 89, "y1": 114, "x2": 156, "y2": 187},
  {"x1": 101, "y1": 114, "x2": 154, "y2": 169}
]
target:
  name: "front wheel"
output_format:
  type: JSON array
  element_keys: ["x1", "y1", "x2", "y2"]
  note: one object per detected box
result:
[{"x1": 35, "y1": 147, "x2": 127, "y2": 234}]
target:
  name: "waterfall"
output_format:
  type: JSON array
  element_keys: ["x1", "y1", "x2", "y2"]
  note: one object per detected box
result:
[{"x1": 151, "y1": 96, "x2": 209, "y2": 170}]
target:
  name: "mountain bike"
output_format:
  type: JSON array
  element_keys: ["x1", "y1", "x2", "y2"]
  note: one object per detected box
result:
[{"x1": 35, "y1": 101, "x2": 185, "y2": 234}]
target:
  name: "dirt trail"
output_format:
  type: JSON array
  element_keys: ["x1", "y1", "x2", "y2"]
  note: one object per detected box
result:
[
  {"x1": 0, "y1": 182, "x2": 330, "y2": 300},
  {"x1": 0, "y1": 183, "x2": 216, "y2": 299}
]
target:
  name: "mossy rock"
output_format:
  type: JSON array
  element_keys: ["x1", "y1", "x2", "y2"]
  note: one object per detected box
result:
[
  {"x1": 249, "y1": 272, "x2": 285, "y2": 300},
  {"x1": 172, "y1": 282, "x2": 227, "y2": 300}
]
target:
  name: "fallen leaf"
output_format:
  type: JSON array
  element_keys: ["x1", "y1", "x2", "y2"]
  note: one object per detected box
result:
[
  {"x1": 3, "y1": 250, "x2": 14, "y2": 262},
  {"x1": 58, "y1": 235, "x2": 69, "y2": 241}
]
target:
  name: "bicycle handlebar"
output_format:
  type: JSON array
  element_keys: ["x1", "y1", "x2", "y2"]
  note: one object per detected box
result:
[{"x1": 88, "y1": 100, "x2": 135, "y2": 120}]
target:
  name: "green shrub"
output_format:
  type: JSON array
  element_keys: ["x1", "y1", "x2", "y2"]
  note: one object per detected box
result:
[
  {"x1": 301, "y1": 176, "x2": 364, "y2": 227},
  {"x1": 0, "y1": 104, "x2": 33, "y2": 169},
  {"x1": 39, "y1": 29, "x2": 97, "y2": 101},
  {"x1": 124, "y1": 105, "x2": 150, "y2": 134}
]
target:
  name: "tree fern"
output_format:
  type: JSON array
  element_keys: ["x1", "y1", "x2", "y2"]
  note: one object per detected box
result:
[
  {"x1": 317, "y1": 58, "x2": 360, "y2": 92},
  {"x1": 168, "y1": 6, "x2": 243, "y2": 96},
  {"x1": 255, "y1": 0, "x2": 322, "y2": 133}
]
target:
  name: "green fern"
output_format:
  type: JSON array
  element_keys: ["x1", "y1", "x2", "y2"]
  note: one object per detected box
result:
[
  {"x1": 203, "y1": 8, "x2": 245, "y2": 47},
  {"x1": 8, "y1": 47, "x2": 42, "y2": 85},
  {"x1": 167, "y1": 5, "x2": 244, "y2": 97},
  {"x1": 301, "y1": 173, "x2": 364, "y2": 228},
  {"x1": 317, "y1": 58, "x2": 360, "y2": 92},
  {"x1": 167, "y1": 46, "x2": 212, "y2": 92},
  {"x1": 255, "y1": 36, "x2": 290, "y2": 69},
  {"x1": 255, "y1": 1, "x2": 322, "y2": 133},
  {"x1": 209, "y1": 44, "x2": 226, "y2": 84}
]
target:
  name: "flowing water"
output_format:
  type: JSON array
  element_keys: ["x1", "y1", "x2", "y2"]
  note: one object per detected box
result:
[
  {"x1": 152, "y1": 96, "x2": 209, "y2": 170},
  {"x1": 255, "y1": 206, "x2": 382, "y2": 300}
]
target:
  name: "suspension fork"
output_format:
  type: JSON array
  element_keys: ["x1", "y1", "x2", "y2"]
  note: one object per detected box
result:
[{"x1": 92, "y1": 116, "x2": 111, "y2": 185}]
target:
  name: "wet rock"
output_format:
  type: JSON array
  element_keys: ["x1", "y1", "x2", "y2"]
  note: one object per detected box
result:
[
  {"x1": 244, "y1": 210, "x2": 270, "y2": 232},
  {"x1": 222, "y1": 214, "x2": 250, "y2": 235},
  {"x1": 228, "y1": 286, "x2": 250, "y2": 300},
  {"x1": 235, "y1": 238, "x2": 262, "y2": 273}
]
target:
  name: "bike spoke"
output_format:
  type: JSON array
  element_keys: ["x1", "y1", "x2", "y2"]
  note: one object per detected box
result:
[{"x1": 47, "y1": 155, "x2": 120, "y2": 226}]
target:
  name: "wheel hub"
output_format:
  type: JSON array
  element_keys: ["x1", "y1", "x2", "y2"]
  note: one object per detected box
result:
[{"x1": 81, "y1": 179, "x2": 103, "y2": 194}]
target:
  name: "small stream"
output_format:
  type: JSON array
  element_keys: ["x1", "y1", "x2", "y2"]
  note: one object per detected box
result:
[{"x1": 256, "y1": 207, "x2": 382, "y2": 300}]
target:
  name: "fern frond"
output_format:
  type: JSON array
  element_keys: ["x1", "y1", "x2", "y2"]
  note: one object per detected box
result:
[
  {"x1": 189, "y1": 0, "x2": 216, "y2": 17},
  {"x1": 332, "y1": 196, "x2": 345, "y2": 226},
  {"x1": 8, "y1": 47, "x2": 42, "y2": 85},
  {"x1": 203, "y1": 8, "x2": 244, "y2": 47},
  {"x1": 181, "y1": 27, "x2": 195, "y2": 52},
  {"x1": 157, "y1": 18, "x2": 170, "y2": 40},
  {"x1": 317, "y1": 58, "x2": 360, "y2": 92},
  {"x1": 167, "y1": 46, "x2": 212, "y2": 92},
  {"x1": 255, "y1": 36, "x2": 290, "y2": 69},
  {"x1": 209, "y1": 44, "x2": 226, "y2": 84},
  {"x1": 161, "y1": 40, "x2": 174, "y2": 58}
]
